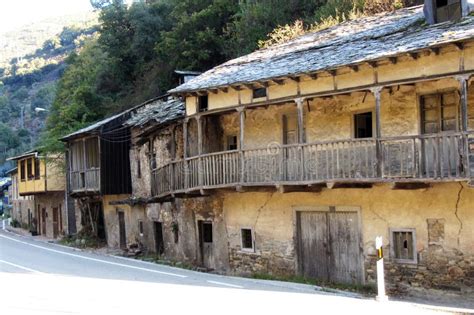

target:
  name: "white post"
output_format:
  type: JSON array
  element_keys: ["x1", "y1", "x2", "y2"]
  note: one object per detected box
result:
[
  {"x1": 375, "y1": 236, "x2": 388, "y2": 302},
  {"x1": 2, "y1": 219, "x2": 5, "y2": 230}
]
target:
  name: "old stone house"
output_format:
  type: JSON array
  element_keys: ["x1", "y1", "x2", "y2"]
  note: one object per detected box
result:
[
  {"x1": 138, "y1": 4, "x2": 474, "y2": 295},
  {"x1": 7, "y1": 150, "x2": 67, "y2": 238}
]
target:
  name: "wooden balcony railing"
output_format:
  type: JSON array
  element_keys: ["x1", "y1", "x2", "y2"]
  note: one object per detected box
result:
[
  {"x1": 70, "y1": 168, "x2": 100, "y2": 193},
  {"x1": 151, "y1": 132, "x2": 472, "y2": 198}
]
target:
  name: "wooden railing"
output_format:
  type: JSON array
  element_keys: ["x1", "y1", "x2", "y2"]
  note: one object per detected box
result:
[
  {"x1": 151, "y1": 133, "x2": 472, "y2": 198},
  {"x1": 70, "y1": 168, "x2": 100, "y2": 193}
]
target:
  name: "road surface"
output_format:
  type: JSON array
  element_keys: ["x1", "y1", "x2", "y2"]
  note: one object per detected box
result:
[{"x1": 0, "y1": 227, "x2": 470, "y2": 315}]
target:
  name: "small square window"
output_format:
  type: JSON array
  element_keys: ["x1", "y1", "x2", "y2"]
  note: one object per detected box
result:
[
  {"x1": 252, "y1": 88, "x2": 267, "y2": 99},
  {"x1": 226, "y1": 135, "x2": 238, "y2": 151},
  {"x1": 354, "y1": 112, "x2": 373, "y2": 138},
  {"x1": 34, "y1": 158, "x2": 40, "y2": 180},
  {"x1": 390, "y1": 228, "x2": 417, "y2": 264},
  {"x1": 198, "y1": 95, "x2": 208, "y2": 112},
  {"x1": 138, "y1": 220, "x2": 144, "y2": 236},
  {"x1": 241, "y1": 228, "x2": 254, "y2": 251}
]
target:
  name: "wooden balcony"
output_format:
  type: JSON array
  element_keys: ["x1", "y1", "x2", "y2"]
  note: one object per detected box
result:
[
  {"x1": 70, "y1": 168, "x2": 100, "y2": 193},
  {"x1": 151, "y1": 132, "x2": 473, "y2": 198}
]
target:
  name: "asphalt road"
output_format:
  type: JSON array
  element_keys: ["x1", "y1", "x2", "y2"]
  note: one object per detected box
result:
[{"x1": 0, "y1": 227, "x2": 470, "y2": 315}]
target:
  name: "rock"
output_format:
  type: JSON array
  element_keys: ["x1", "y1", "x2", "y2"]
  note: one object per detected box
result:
[
  {"x1": 447, "y1": 266, "x2": 464, "y2": 278},
  {"x1": 81, "y1": 239, "x2": 86, "y2": 245}
]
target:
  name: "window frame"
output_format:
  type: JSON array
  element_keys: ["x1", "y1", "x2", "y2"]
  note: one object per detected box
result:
[
  {"x1": 252, "y1": 87, "x2": 267, "y2": 100},
  {"x1": 34, "y1": 158, "x2": 41, "y2": 180},
  {"x1": 20, "y1": 160, "x2": 26, "y2": 181},
  {"x1": 353, "y1": 110, "x2": 375, "y2": 139},
  {"x1": 240, "y1": 227, "x2": 255, "y2": 252},
  {"x1": 225, "y1": 134, "x2": 238, "y2": 151},
  {"x1": 26, "y1": 158, "x2": 33, "y2": 180},
  {"x1": 419, "y1": 90, "x2": 459, "y2": 135},
  {"x1": 198, "y1": 95, "x2": 208, "y2": 112},
  {"x1": 390, "y1": 228, "x2": 417, "y2": 264}
]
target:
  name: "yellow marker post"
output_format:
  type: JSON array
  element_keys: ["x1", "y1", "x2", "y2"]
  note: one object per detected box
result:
[{"x1": 375, "y1": 236, "x2": 388, "y2": 302}]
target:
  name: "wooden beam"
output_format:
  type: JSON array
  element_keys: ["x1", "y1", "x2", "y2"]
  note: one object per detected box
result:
[
  {"x1": 244, "y1": 83, "x2": 255, "y2": 90},
  {"x1": 388, "y1": 57, "x2": 397, "y2": 65},
  {"x1": 348, "y1": 65, "x2": 359, "y2": 72},
  {"x1": 327, "y1": 70, "x2": 337, "y2": 76},
  {"x1": 210, "y1": 89, "x2": 218, "y2": 94},
  {"x1": 288, "y1": 76, "x2": 300, "y2": 82},
  {"x1": 408, "y1": 52, "x2": 419, "y2": 60},
  {"x1": 218, "y1": 87, "x2": 229, "y2": 93},
  {"x1": 271, "y1": 78, "x2": 285, "y2": 85},
  {"x1": 390, "y1": 182, "x2": 430, "y2": 190},
  {"x1": 296, "y1": 98, "x2": 305, "y2": 144},
  {"x1": 230, "y1": 85, "x2": 242, "y2": 91},
  {"x1": 430, "y1": 47, "x2": 440, "y2": 55},
  {"x1": 367, "y1": 61, "x2": 378, "y2": 68},
  {"x1": 454, "y1": 42, "x2": 464, "y2": 50},
  {"x1": 372, "y1": 86, "x2": 382, "y2": 177}
]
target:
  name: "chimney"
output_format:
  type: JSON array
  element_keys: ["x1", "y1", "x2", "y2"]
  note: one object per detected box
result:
[
  {"x1": 424, "y1": 0, "x2": 474, "y2": 24},
  {"x1": 175, "y1": 70, "x2": 202, "y2": 85}
]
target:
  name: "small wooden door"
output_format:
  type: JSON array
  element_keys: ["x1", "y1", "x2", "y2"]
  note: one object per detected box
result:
[
  {"x1": 118, "y1": 212, "x2": 126, "y2": 248},
  {"x1": 41, "y1": 208, "x2": 47, "y2": 236},
  {"x1": 154, "y1": 222, "x2": 164, "y2": 255},
  {"x1": 198, "y1": 220, "x2": 214, "y2": 268},
  {"x1": 52, "y1": 207, "x2": 59, "y2": 238},
  {"x1": 297, "y1": 209, "x2": 363, "y2": 284}
]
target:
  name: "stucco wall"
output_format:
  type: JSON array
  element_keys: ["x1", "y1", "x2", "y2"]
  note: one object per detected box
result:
[
  {"x1": 35, "y1": 192, "x2": 66, "y2": 239},
  {"x1": 221, "y1": 182, "x2": 474, "y2": 294}
]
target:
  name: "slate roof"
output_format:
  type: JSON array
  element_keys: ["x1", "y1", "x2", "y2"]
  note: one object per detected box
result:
[
  {"x1": 169, "y1": 6, "x2": 474, "y2": 94},
  {"x1": 125, "y1": 96, "x2": 185, "y2": 128}
]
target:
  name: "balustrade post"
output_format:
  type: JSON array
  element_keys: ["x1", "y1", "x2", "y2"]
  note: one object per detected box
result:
[
  {"x1": 457, "y1": 75, "x2": 471, "y2": 177},
  {"x1": 372, "y1": 87, "x2": 383, "y2": 178},
  {"x1": 237, "y1": 106, "x2": 245, "y2": 185},
  {"x1": 295, "y1": 98, "x2": 305, "y2": 181}
]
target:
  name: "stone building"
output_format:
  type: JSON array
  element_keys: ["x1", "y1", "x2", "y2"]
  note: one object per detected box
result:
[
  {"x1": 7, "y1": 150, "x2": 67, "y2": 238},
  {"x1": 144, "y1": 5, "x2": 474, "y2": 296}
]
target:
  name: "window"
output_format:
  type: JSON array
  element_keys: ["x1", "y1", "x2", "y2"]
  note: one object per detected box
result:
[
  {"x1": 390, "y1": 228, "x2": 417, "y2": 263},
  {"x1": 226, "y1": 135, "x2": 238, "y2": 151},
  {"x1": 85, "y1": 137, "x2": 99, "y2": 168},
  {"x1": 20, "y1": 160, "x2": 25, "y2": 181},
  {"x1": 202, "y1": 221, "x2": 213, "y2": 243},
  {"x1": 27, "y1": 158, "x2": 33, "y2": 179},
  {"x1": 137, "y1": 156, "x2": 141, "y2": 178},
  {"x1": 241, "y1": 228, "x2": 254, "y2": 251},
  {"x1": 138, "y1": 220, "x2": 144, "y2": 236},
  {"x1": 354, "y1": 112, "x2": 373, "y2": 138},
  {"x1": 252, "y1": 87, "x2": 267, "y2": 99},
  {"x1": 198, "y1": 95, "x2": 208, "y2": 112},
  {"x1": 434, "y1": 0, "x2": 461, "y2": 23},
  {"x1": 421, "y1": 91, "x2": 458, "y2": 134},
  {"x1": 34, "y1": 158, "x2": 40, "y2": 180}
]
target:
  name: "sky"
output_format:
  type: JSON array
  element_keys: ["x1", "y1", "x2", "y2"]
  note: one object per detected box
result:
[{"x1": 0, "y1": 0, "x2": 93, "y2": 34}]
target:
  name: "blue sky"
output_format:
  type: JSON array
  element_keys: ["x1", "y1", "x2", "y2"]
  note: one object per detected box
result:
[{"x1": 0, "y1": 0, "x2": 93, "y2": 34}]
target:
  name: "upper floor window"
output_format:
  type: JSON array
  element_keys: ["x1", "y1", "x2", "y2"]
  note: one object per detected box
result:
[
  {"x1": 198, "y1": 95, "x2": 208, "y2": 112},
  {"x1": 226, "y1": 135, "x2": 238, "y2": 151},
  {"x1": 20, "y1": 160, "x2": 25, "y2": 181},
  {"x1": 34, "y1": 158, "x2": 40, "y2": 180},
  {"x1": 421, "y1": 91, "x2": 458, "y2": 134},
  {"x1": 252, "y1": 87, "x2": 267, "y2": 99},
  {"x1": 27, "y1": 158, "x2": 33, "y2": 179},
  {"x1": 354, "y1": 112, "x2": 373, "y2": 138}
]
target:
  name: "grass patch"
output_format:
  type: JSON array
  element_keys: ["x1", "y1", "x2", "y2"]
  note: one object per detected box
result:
[
  {"x1": 59, "y1": 234, "x2": 105, "y2": 249},
  {"x1": 251, "y1": 273, "x2": 376, "y2": 296},
  {"x1": 134, "y1": 254, "x2": 195, "y2": 270}
]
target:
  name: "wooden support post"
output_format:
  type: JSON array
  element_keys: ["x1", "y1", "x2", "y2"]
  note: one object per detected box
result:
[
  {"x1": 295, "y1": 98, "x2": 305, "y2": 181},
  {"x1": 196, "y1": 115, "x2": 203, "y2": 189},
  {"x1": 372, "y1": 87, "x2": 383, "y2": 177},
  {"x1": 183, "y1": 119, "x2": 188, "y2": 189},
  {"x1": 457, "y1": 75, "x2": 470, "y2": 177},
  {"x1": 237, "y1": 107, "x2": 245, "y2": 185}
]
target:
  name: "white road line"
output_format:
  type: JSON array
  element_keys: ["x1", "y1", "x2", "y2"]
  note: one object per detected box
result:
[
  {"x1": 0, "y1": 234, "x2": 187, "y2": 278},
  {"x1": 207, "y1": 280, "x2": 243, "y2": 289},
  {"x1": 0, "y1": 259, "x2": 45, "y2": 274}
]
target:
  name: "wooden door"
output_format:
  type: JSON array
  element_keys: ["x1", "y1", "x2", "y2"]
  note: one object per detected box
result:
[
  {"x1": 297, "y1": 212, "x2": 329, "y2": 281},
  {"x1": 154, "y1": 221, "x2": 164, "y2": 255},
  {"x1": 198, "y1": 220, "x2": 214, "y2": 269},
  {"x1": 297, "y1": 209, "x2": 363, "y2": 284},
  {"x1": 41, "y1": 208, "x2": 47, "y2": 236},
  {"x1": 52, "y1": 207, "x2": 59, "y2": 238},
  {"x1": 118, "y1": 212, "x2": 126, "y2": 248}
]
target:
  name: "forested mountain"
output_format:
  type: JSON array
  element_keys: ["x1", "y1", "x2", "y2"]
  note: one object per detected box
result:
[
  {"x1": 0, "y1": 13, "x2": 98, "y2": 174},
  {"x1": 3, "y1": 0, "x2": 416, "y2": 172}
]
